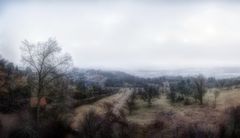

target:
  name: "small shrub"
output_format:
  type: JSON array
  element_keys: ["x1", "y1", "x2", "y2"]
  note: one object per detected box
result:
[
  {"x1": 127, "y1": 92, "x2": 136, "y2": 114},
  {"x1": 140, "y1": 85, "x2": 159, "y2": 107},
  {"x1": 39, "y1": 120, "x2": 70, "y2": 138},
  {"x1": 146, "y1": 119, "x2": 165, "y2": 138},
  {"x1": 0, "y1": 89, "x2": 29, "y2": 113},
  {"x1": 183, "y1": 98, "x2": 194, "y2": 105},
  {"x1": 78, "y1": 110, "x2": 102, "y2": 138},
  {"x1": 77, "y1": 107, "x2": 137, "y2": 138},
  {"x1": 222, "y1": 106, "x2": 240, "y2": 138},
  {"x1": 179, "y1": 123, "x2": 216, "y2": 138},
  {"x1": 9, "y1": 126, "x2": 39, "y2": 138},
  {"x1": 214, "y1": 90, "x2": 220, "y2": 108}
]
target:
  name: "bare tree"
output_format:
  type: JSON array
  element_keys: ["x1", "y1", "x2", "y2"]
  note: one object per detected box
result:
[
  {"x1": 193, "y1": 75, "x2": 206, "y2": 105},
  {"x1": 21, "y1": 38, "x2": 72, "y2": 124},
  {"x1": 217, "y1": 79, "x2": 226, "y2": 88},
  {"x1": 127, "y1": 89, "x2": 136, "y2": 114},
  {"x1": 214, "y1": 90, "x2": 220, "y2": 108},
  {"x1": 140, "y1": 85, "x2": 159, "y2": 107}
]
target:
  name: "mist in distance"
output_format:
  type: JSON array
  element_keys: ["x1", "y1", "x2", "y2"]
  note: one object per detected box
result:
[{"x1": 1, "y1": 0, "x2": 240, "y2": 77}]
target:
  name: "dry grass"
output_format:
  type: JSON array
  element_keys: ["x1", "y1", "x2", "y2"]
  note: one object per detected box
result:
[
  {"x1": 127, "y1": 88, "x2": 240, "y2": 126},
  {"x1": 70, "y1": 88, "x2": 132, "y2": 129},
  {"x1": 126, "y1": 88, "x2": 240, "y2": 138},
  {"x1": 209, "y1": 88, "x2": 240, "y2": 110},
  {"x1": 68, "y1": 88, "x2": 240, "y2": 137}
]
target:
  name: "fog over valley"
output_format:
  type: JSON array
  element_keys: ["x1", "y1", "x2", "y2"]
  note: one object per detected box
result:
[{"x1": 1, "y1": 0, "x2": 240, "y2": 74}]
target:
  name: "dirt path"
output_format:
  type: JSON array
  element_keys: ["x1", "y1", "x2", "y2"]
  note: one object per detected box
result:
[
  {"x1": 70, "y1": 88, "x2": 133, "y2": 129},
  {"x1": 112, "y1": 88, "x2": 132, "y2": 115}
]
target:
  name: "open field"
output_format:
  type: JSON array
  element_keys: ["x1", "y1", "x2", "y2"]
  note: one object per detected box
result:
[
  {"x1": 127, "y1": 88, "x2": 240, "y2": 137},
  {"x1": 128, "y1": 88, "x2": 240, "y2": 125}
]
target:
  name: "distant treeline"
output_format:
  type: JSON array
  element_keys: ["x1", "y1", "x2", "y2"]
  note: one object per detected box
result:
[{"x1": 68, "y1": 68, "x2": 240, "y2": 89}]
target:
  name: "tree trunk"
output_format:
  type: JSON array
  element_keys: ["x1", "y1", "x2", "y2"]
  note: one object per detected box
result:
[
  {"x1": 148, "y1": 97, "x2": 152, "y2": 107},
  {"x1": 36, "y1": 78, "x2": 42, "y2": 126},
  {"x1": 199, "y1": 93, "x2": 203, "y2": 105},
  {"x1": 36, "y1": 99, "x2": 41, "y2": 126}
]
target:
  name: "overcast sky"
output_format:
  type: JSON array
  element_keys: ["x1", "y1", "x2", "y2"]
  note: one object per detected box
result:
[{"x1": 1, "y1": 0, "x2": 240, "y2": 70}]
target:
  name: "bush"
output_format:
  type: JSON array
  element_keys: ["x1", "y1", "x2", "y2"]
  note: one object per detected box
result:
[
  {"x1": 183, "y1": 98, "x2": 194, "y2": 105},
  {"x1": 139, "y1": 85, "x2": 159, "y2": 107},
  {"x1": 8, "y1": 125, "x2": 39, "y2": 138},
  {"x1": 145, "y1": 119, "x2": 165, "y2": 138},
  {"x1": 78, "y1": 110, "x2": 102, "y2": 138},
  {"x1": 77, "y1": 107, "x2": 137, "y2": 138},
  {"x1": 127, "y1": 92, "x2": 136, "y2": 114},
  {"x1": 0, "y1": 87, "x2": 30, "y2": 113},
  {"x1": 39, "y1": 120, "x2": 70, "y2": 138},
  {"x1": 178, "y1": 123, "x2": 217, "y2": 138},
  {"x1": 221, "y1": 106, "x2": 240, "y2": 138}
]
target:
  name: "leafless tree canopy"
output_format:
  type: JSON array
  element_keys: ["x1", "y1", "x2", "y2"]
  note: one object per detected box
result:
[
  {"x1": 21, "y1": 38, "x2": 72, "y2": 92},
  {"x1": 21, "y1": 38, "x2": 72, "y2": 123},
  {"x1": 193, "y1": 75, "x2": 206, "y2": 105}
]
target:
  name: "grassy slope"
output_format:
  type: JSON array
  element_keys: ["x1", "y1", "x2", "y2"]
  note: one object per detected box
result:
[
  {"x1": 127, "y1": 88, "x2": 240, "y2": 127},
  {"x1": 126, "y1": 88, "x2": 240, "y2": 138}
]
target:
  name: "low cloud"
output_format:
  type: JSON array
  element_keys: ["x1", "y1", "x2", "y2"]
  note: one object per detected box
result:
[{"x1": 1, "y1": 1, "x2": 240, "y2": 70}]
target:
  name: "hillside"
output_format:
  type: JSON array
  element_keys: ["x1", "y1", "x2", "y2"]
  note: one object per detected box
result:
[{"x1": 69, "y1": 68, "x2": 145, "y2": 87}]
